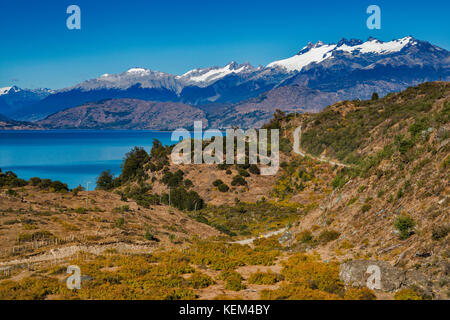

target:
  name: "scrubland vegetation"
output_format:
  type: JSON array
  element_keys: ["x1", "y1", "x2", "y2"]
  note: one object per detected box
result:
[{"x1": 0, "y1": 82, "x2": 448, "y2": 300}]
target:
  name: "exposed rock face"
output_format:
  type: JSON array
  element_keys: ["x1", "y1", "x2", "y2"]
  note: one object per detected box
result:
[
  {"x1": 340, "y1": 260, "x2": 405, "y2": 292},
  {"x1": 339, "y1": 260, "x2": 434, "y2": 295}
]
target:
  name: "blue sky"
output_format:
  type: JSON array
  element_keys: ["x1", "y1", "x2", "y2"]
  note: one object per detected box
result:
[{"x1": 1, "y1": 0, "x2": 449, "y2": 89}]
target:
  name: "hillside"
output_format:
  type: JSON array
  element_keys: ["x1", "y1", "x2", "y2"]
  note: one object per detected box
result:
[
  {"x1": 37, "y1": 99, "x2": 208, "y2": 130},
  {"x1": 0, "y1": 114, "x2": 41, "y2": 130},
  {"x1": 0, "y1": 82, "x2": 448, "y2": 300}
]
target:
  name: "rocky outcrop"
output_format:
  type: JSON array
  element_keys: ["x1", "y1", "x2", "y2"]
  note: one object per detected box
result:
[{"x1": 339, "y1": 260, "x2": 434, "y2": 296}]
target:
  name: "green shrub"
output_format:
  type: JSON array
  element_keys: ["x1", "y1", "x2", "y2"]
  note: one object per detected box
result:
[
  {"x1": 144, "y1": 230, "x2": 159, "y2": 242},
  {"x1": 249, "y1": 164, "x2": 260, "y2": 175},
  {"x1": 114, "y1": 218, "x2": 125, "y2": 228},
  {"x1": 318, "y1": 230, "x2": 340, "y2": 243},
  {"x1": 394, "y1": 288, "x2": 422, "y2": 300},
  {"x1": 220, "y1": 271, "x2": 245, "y2": 291},
  {"x1": 394, "y1": 215, "x2": 415, "y2": 240},
  {"x1": 28, "y1": 177, "x2": 41, "y2": 186},
  {"x1": 188, "y1": 273, "x2": 215, "y2": 289},
  {"x1": 96, "y1": 170, "x2": 116, "y2": 190},
  {"x1": 163, "y1": 187, "x2": 204, "y2": 211},
  {"x1": 248, "y1": 271, "x2": 282, "y2": 285},
  {"x1": 184, "y1": 179, "x2": 193, "y2": 188},
  {"x1": 0, "y1": 170, "x2": 27, "y2": 188},
  {"x1": 431, "y1": 225, "x2": 449, "y2": 241},
  {"x1": 297, "y1": 231, "x2": 315, "y2": 244},
  {"x1": 75, "y1": 207, "x2": 87, "y2": 214},
  {"x1": 72, "y1": 185, "x2": 85, "y2": 196},
  {"x1": 238, "y1": 168, "x2": 250, "y2": 177},
  {"x1": 213, "y1": 179, "x2": 224, "y2": 187},
  {"x1": 218, "y1": 183, "x2": 230, "y2": 192},
  {"x1": 161, "y1": 170, "x2": 184, "y2": 188},
  {"x1": 121, "y1": 147, "x2": 149, "y2": 182},
  {"x1": 231, "y1": 175, "x2": 246, "y2": 186}
]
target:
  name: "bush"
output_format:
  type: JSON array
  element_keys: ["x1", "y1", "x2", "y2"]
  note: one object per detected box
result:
[
  {"x1": 188, "y1": 273, "x2": 215, "y2": 289},
  {"x1": 297, "y1": 231, "x2": 315, "y2": 244},
  {"x1": 72, "y1": 185, "x2": 85, "y2": 196},
  {"x1": 121, "y1": 147, "x2": 149, "y2": 182},
  {"x1": 249, "y1": 164, "x2": 260, "y2": 175},
  {"x1": 213, "y1": 179, "x2": 224, "y2": 187},
  {"x1": 280, "y1": 254, "x2": 343, "y2": 294},
  {"x1": 96, "y1": 170, "x2": 115, "y2": 190},
  {"x1": 161, "y1": 170, "x2": 184, "y2": 188},
  {"x1": 361, "y1": 204, "x2": 371, "y2": 213},
  {"x1": 248, "y1": 271, "x2": 282, "y2": 285},
  {"x1": 51, "y1": 181, "x2": 69, "y2": 192},
  {"x1": 344, "y1": 288, "x2": 376, "y2": 300},
  {"x1": 331, "y1": 174, "x2": 348, "y2": 189},
  {"x1": 394, "y1": 288, "x2": 422, "y2": 300},
  {"x1": 431, "y1": 225, "x2": 449, "y2": 241},
  {"x1": 164, "y1": 187, "x2": 204, "y2": 211},
  {"x1": 220, "y1": 271, "x2": 245, "y2": 291},
  {"x1": 394, "y1": 215, "x2": 415, "y2": 240},
  {"x1": 114, "y1": 218, "x2": 125, "y2": 228},
  {"x1": 75, "y1": 207, "x2": 87, "y2": 214},
  {"x1": 184, "y1": 179, "x2": 193, "y2": 188},
  {"x1": 231, "y1": 175, "x2": 246, "y2": 186},
  {"x1": 144, "y1": 230, "x2": 159, "y2": 242},
  {"x1": 28, "y1": 177, "x2": 41, "y2": 186},
  {"x1": 112, "y1": 205, "x2": 130, "y2": 213},
  {"x1": 218, "y1": 183, "x2": 229, "y2": 192},
  {"x1": 371, "y1": 92, "x2": 379, "y2": 100},
  {"x1": 318, "y1": 230, "x2": 340, "y2": 243},
  {"x1": 0, "y1": 170, "x2": 27, "y2": 188},
  {"x1": 238, "y1": 168, "x2": 250, "y2": 177}
]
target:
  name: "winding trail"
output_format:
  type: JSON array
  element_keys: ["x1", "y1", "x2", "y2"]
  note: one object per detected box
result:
[
  {"x1": 232, "y1": 227, "x2": 288, "y2": 245},
  {"x1": 293, "y1": 126, "x2": 350, "y2": 168}
]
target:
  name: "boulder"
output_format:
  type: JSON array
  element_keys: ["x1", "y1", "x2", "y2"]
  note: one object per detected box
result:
[{"x1": 339, "y1": 260, "x2": 405, "y2": 292}]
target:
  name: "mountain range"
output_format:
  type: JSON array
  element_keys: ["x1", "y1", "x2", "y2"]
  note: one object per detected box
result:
[{"x1": 2, "y1": 36, "x2": 449, "y2": 128}]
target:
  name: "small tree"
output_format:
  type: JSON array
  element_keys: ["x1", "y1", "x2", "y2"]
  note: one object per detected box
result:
[
  {"x1": 371, "y1": 92, "x2": 379, "y2": 100},
  {"x1": 96, "y1": 170, "x2": 115, "y2": 190},
  {"x1": 121, "y1": 147, "x2": 149, "y2": 181}
]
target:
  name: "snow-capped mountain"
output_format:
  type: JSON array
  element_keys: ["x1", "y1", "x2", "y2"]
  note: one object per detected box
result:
[
  {"x1": 266, "y1": 37, "x2": 418, "y2": 72},
  {"x1": 178, "y1": 62, "x2": 258, "y2": 86},
  {"x1": 8, "y1": 36, "x2": 450, "y2": 122},
  {"x1": 70, "y1": 67, "x2": 180, "y2": 92},
  {"x1": 0, "y1": 86, "x2": 53, "y2": 117},
  {"x1": 0, "y1": 86, "x2": 21, "y2": 96}
]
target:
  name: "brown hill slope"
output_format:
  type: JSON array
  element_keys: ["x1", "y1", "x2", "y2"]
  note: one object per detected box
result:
[
  {"x1": 37, "y1": 99, "x2": 208, "y2": 130},
  {"x1": 267, "y1": 82, "x2": 449, "y2": 297},
  {"x1": 0, "y1": 82, "x2": 447, "y2": 300}
]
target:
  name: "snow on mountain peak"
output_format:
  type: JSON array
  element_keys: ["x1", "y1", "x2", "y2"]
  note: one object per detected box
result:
[
  {"x1": 336, "y1": 36, "x2": 416, "y2": 54},
  {"x1": 0, "y1": 87, "x2": 13, "y2": 95},
  {"x1": 267, "y1": 43, "x2": 336, "y2": 72},
  {"x1": 126, "y1": 68, "x2": 151, "y2": 75},
  {"x1": 266, "y1": 36, "x2": 418, "y2": 72},
  {"x1": 180, "y1": 61, "x2": 254, "y2": 84},
  {"x1": 0, "y1": 86, "x2": 21, "y2": 96}
]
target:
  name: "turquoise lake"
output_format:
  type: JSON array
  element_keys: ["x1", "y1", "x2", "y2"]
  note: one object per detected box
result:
[{"x1": 0, "y1": 130, "x2": 176, "y2": 189}]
